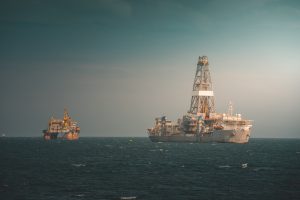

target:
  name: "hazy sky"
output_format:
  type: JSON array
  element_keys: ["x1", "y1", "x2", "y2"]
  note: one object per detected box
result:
[{"x1": 0, "y1": 0, "x2": 299, "y2": 138}]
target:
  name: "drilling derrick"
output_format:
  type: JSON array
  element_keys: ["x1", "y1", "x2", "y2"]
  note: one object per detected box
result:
[{"x1": 189, "y1": 56, "x2": 215, "y2": 117}]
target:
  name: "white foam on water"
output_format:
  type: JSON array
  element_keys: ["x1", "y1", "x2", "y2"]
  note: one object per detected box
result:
[
  {"x1": 218, "y1": 165, "x2": 231, "y2": 168},
  {"x1": 120, "y1": 197, "x2": 136, "y2": 200},
  {"x1": 71, "y1": 163, "x2": 86, "y2": 167},
  {"x1": 253, "y1": 167, "x2": 274, "y2": 171},
  {"x1": 241, "y1": 163, "x2": 248, "y2": 168}
]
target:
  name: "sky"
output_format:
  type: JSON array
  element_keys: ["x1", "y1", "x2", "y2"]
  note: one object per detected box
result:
[{"x1": 0, "y1": 0, "x2": 299, "y2": 138}]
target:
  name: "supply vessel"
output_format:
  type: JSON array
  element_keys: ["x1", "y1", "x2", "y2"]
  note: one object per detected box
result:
[
  {"x1": 43, "y1": 109, "x2": 80, "y2": 140},
  {"x1": 147, "y1": 56, "x2": 253, "y2": 143}
]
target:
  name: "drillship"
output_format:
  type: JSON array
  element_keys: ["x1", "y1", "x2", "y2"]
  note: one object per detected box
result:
[
  {"x1": 147, "y1": 56, "x2": 253, "y2": 143},
  {"x1": 43, "y1": 109, "x2": 80, "y2": 140}
]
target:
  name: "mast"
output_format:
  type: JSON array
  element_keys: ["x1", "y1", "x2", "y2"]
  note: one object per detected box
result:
[{"x1": 189, "y1": 56, "x2": 215, "y2": 117}]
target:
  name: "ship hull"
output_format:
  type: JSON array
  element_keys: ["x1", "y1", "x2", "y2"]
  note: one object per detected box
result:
[
  {"x1": 63, "y1": 132, "x2": 79, "y2": 140},
  {"x1": 43, "y1": 131, "x2": 59, "y2": 140},
  {"x1": 43, "y1": 131, "x2": 79, "y2": 140},
  {"x1": 149, "y1": 129, "x2": 250, "y2": 144}
]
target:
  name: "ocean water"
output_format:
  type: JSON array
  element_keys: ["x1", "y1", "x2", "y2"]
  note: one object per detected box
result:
[{"x1": 0, "y1": 138, "x2": 299, "y2": 200}]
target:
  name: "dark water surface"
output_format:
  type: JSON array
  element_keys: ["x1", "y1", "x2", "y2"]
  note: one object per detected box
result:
[{"x1": 0, "y1": 138, "x2": 300, "y2": 200}]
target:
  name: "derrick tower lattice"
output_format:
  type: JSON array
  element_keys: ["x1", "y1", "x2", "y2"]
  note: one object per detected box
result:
[{"x1": 189, "y1": 56, "x2": 215, "y2": 116}]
